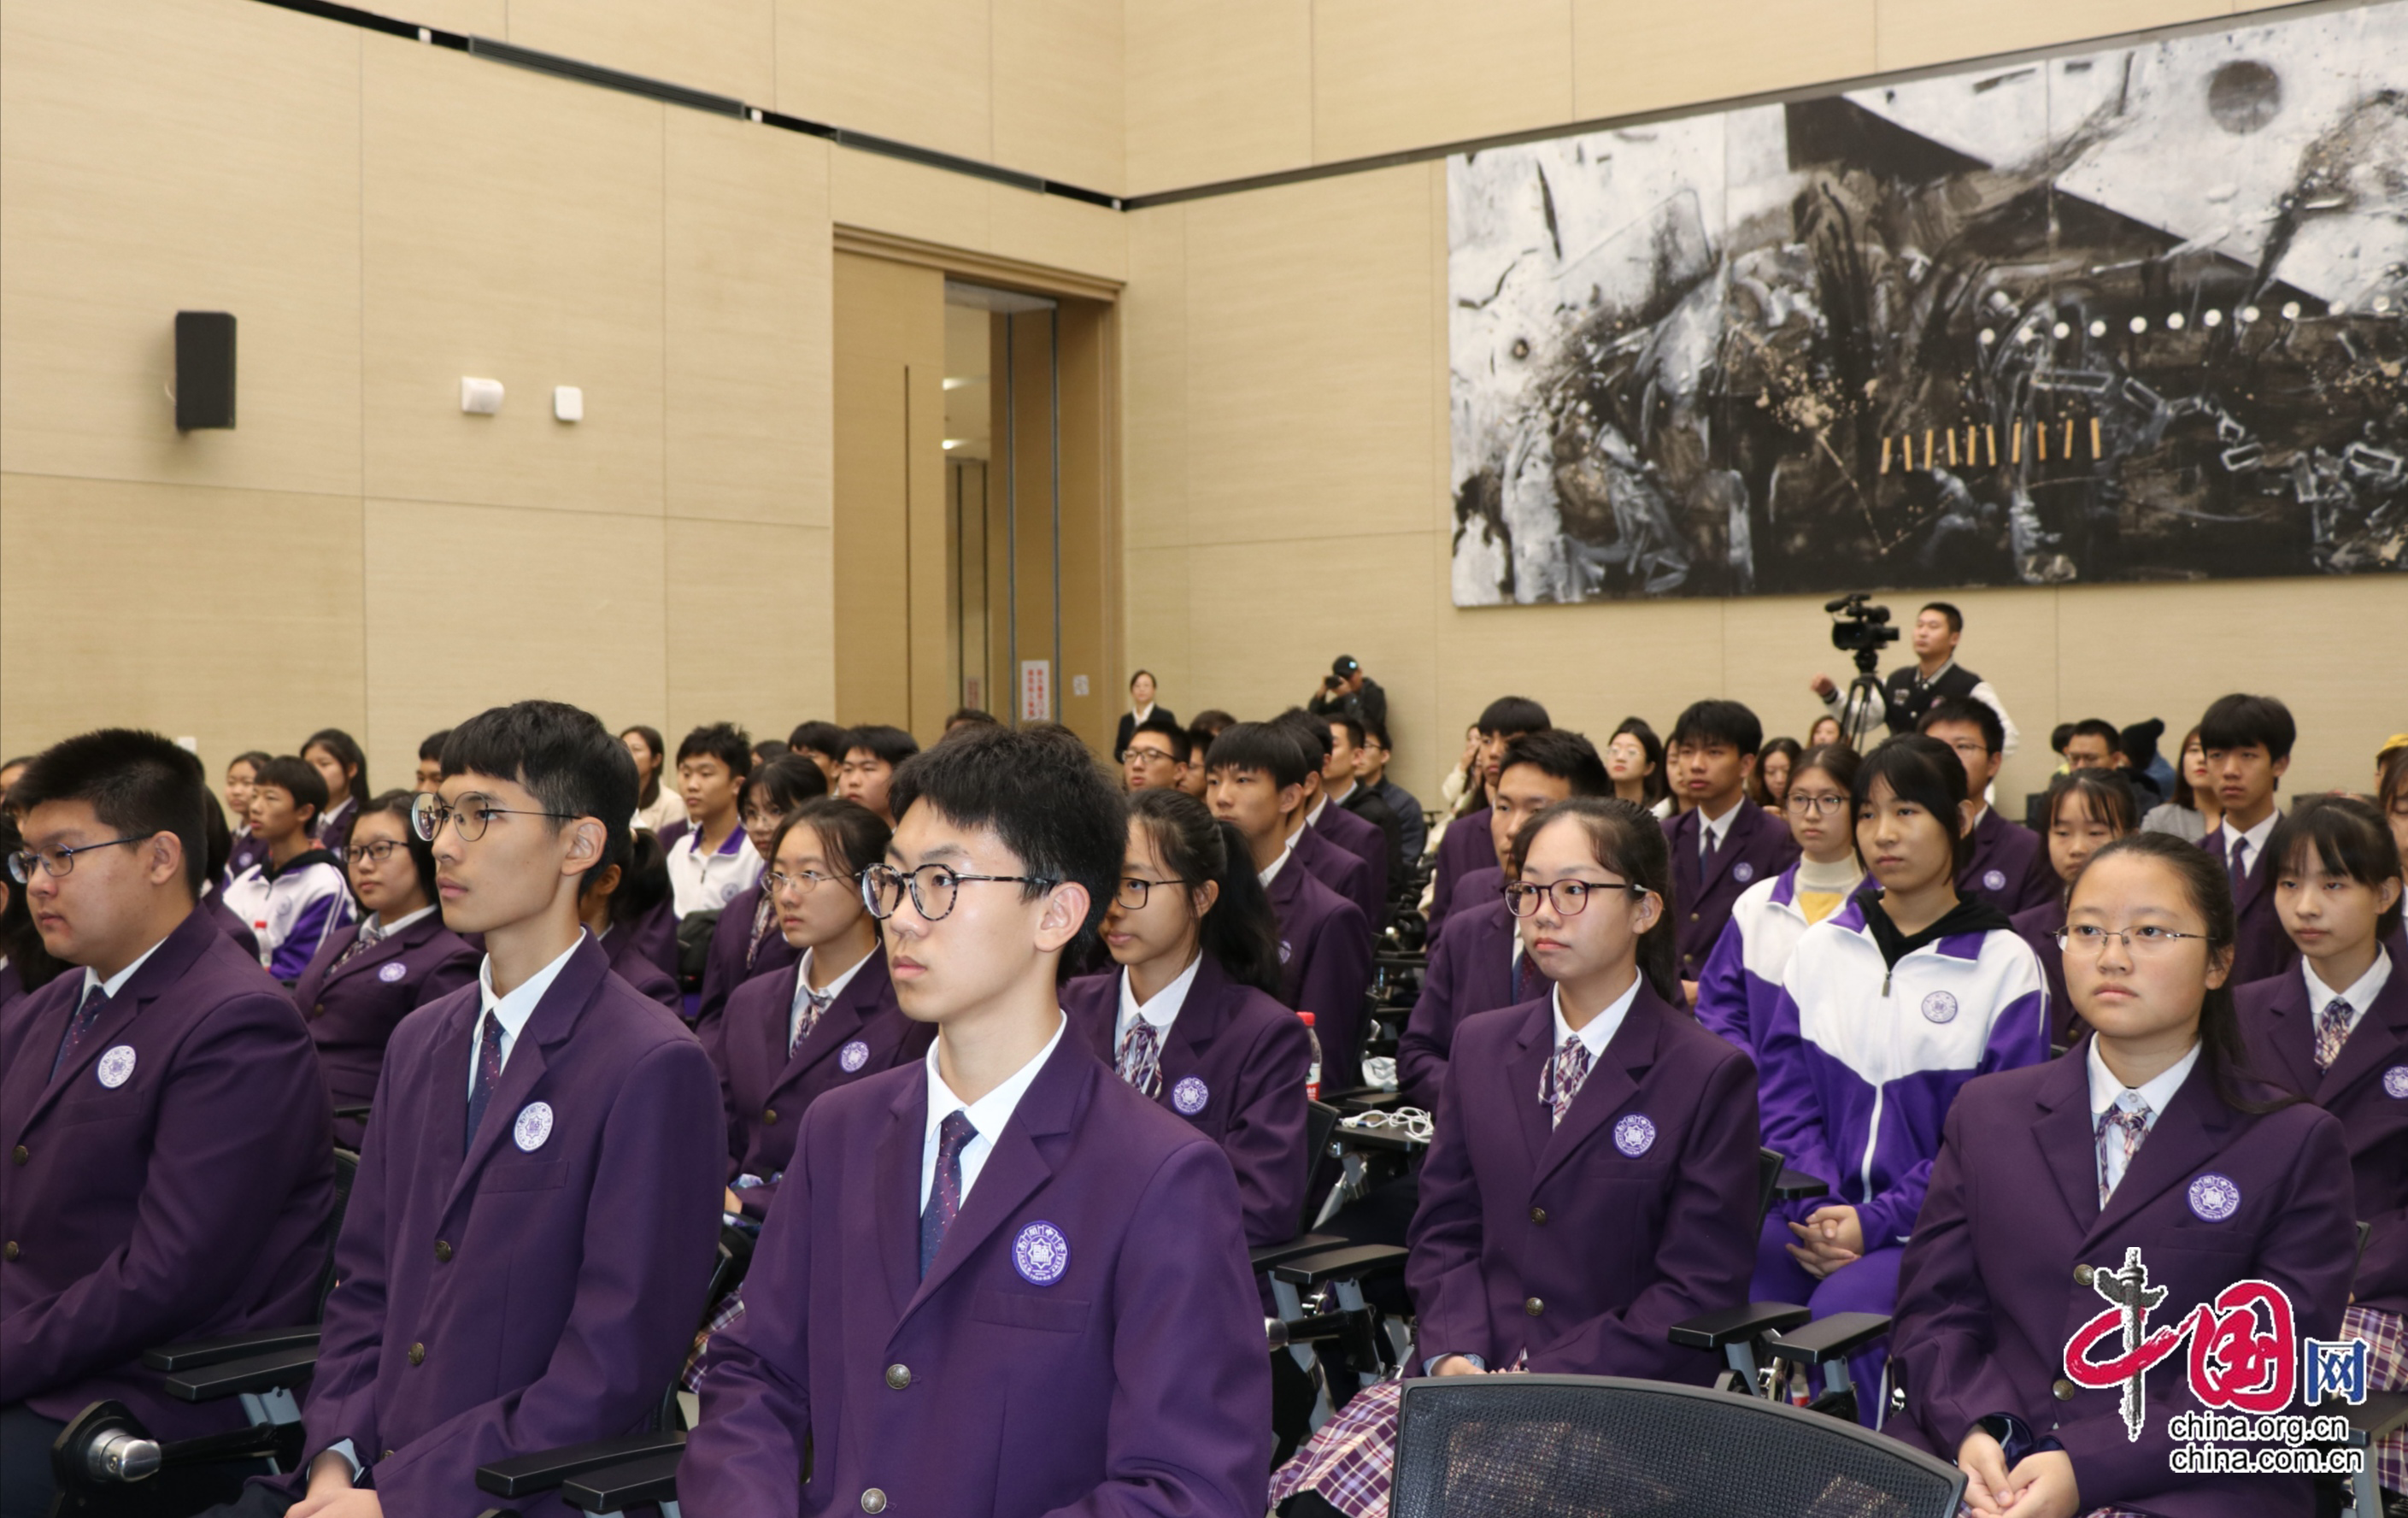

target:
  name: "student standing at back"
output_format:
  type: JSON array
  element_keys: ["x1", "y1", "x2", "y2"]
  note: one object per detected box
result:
[
  {"x1": 1920, "y1": 697, "x2": 2053, "y2": 915},
  {"x1": 667, "y1": 723, "x2": 760, "y2": 921},
  {"x1": 1661, "y1": 699, "x2": 1800, "y2": 994},
  {"x1": 2198, "y1": 693, "x2": 2301, "y2": 987},
  {"x1": 221, "y1": 755, "x2": 354, "y2": 986},
  {"x1": 2012, "y1": 770, "x2": 2137, "y2": 1048}
]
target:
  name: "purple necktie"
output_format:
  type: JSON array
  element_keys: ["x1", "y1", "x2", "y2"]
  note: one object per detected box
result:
[
  {"x1": 2095, "y1": 1101, "x2": 2151, "y2": 1206},
  {"x1": 744, "y1": 892, "x2": 777, "y2": 971},
  {"x1": 791, "y1": 984, "x2": 837, "y2": 1056},
  {"x1": 330, "y1": 918, "x2": 385, "y2": 974},
  {"x1": 2314, "y1": 996, "x2": 2354, "y2": 1071},
  {"x1": 51, "y1": 982, "x2": 110, "y2": 1082},
  {"x1": 1116, "y1": 1021, "x2": 1164, "y2": 1097},
  {"x1": 919, "y1": 1111, "x2": 978, "y2": 1277},
  {"x1": 1542, "y1": 1035, "x2": 1591, "y2": 1127},
  {"x1": 464, "y1": 1008, "x2": 506, "y2": 1146},
  {"x1": 2227, "y1": 836, "x2": 2248, "y2": 892}
]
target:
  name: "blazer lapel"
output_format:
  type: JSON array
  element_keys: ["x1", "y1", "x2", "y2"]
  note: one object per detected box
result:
[
  {"x1": 23, "y1": 910, "x2": 211, "y2": 1128},
  {"x1": 2319, "y1": 970, "x2": 2408, "y2": 1108},
  {"x1": 1669, "y1": 813, "x2": 1702, "y2": 917},
  {"x1": 439, "y1": 937, "x2": 607, "y2": 1219},
  {"x1": 781, "y1": 954, "x2": 896, "y2": 1096},
  {"x1": 2086, "y1": 1060, "x2": 2233, "y2": 1248},
  {"x1": 1533, "y1": 988, "x2": 1661, "y2": 1191},
  {"x1": 2030, "y1": 1049, "x2": 2101, "y2": 1233},
  {"x1": 1164, "y1": 956, "x2": 1235, "y2": 1070},
  {"x1": 326, "y1": 915, "x2": 422, "y2": 987},
  {"x1": 872, "y1": 1080, "x2": 928, "y2": 1322},
  {"x1": 902, "y1": 1037, "x2": 1089, "y2": 1322},
  {"x1": 2252, "y1": 974, "x2": 2323, "y2": 1098},
  {"x1": 1502, "y1": 1002, "x2": 1555, "y2": 1174}
]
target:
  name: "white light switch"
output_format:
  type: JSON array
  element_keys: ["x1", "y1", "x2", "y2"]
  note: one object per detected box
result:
[
  {"x1": 1071, "y1": 674, "x2": 1090, "y2": 697},
  {"x1": 461, "y1": 377, "x2": 504, "y2": 415},
  {"x1": 553, "y1": 385, "x2": 583, "y2": 422}
]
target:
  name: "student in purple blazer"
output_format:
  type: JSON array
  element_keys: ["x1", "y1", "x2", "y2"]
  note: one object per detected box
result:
[
  {"x1": 2240, "y1": 797, "x2": 2408, "y2": 1492},
  {"x1": 1, "y1": 732, "x2": 334, "y2": 1518},
  {"x1": 1427, "y1": 731, "x2": 1609, "y2": 951},
  {"x1": 1922, "y1": 698, "x2": 2056, "y2": 915},
  {"x1": 1891, "y1": 833, "x2": 2354, "y2": 1518},
  {"x1": 1427, "y1": 697, "x2": 1553, "y2": 925},
  {"x1": 1661, "y1": 699, "x2": 1801, "y2": 992},
  {"x1": 220, "y1": 750, "x2": 273, "y2": 885},
  {"x1": 694, "y1": 755, "x2": 828, "y2": 1038},
  {"x1": 2011, "y1": 771, "x2": 2138, "y2": 1049},
  {"x1": 2197, "y1": 694, "x2": 2303, "y2": 989},
  {"x1": 291, "y1": 791, "x2": 479, "y2": 1150},
  {"x1": 683, "y1": 724, "x2": 1270, "y2": 1518},
  {"x1": 715, "y1": 797, "x2": 930, "y2": 1226},
  {"x1": 243, "y1": 701, "x2": 723, "y2": 1518},
  {"x1": 1062, "y1": 790, "x2": 1312, "y2": 1245},
  {"x1": 581, "y1": 828, "x2": 682, "y2": 1014},
  {"x1": 1272, "y1": 797, "x2": 1760, "y2": 1516},
  {"x1": 1207, "y1": 722, "x2": 1373, "y2": 1091},
  {"x1": 1279, "y1": 710, "x2": 1390, "y2": 922}
]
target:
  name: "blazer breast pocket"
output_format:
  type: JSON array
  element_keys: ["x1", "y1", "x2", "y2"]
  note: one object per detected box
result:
[
  {"x1": 46, "y1": 1092, "x2": 148, "y2": 1131},
  {"x1": 970, "y1": 1286, "x2": 1092, "y2": 1335},
  {"x1": 479, "y1": 1161, "x2": 570, "y2": 1193}
]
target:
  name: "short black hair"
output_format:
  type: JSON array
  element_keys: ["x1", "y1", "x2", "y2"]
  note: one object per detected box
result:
[
  {"x1": 1360, "y1": 720, "x2": 1392, "y2": 750},
  {"x1": 944, "y1": 708, "x2": 1001, "y2": 731},
  {"x1": 2269, "y1": 795, "x2": 2405, "y2": 941},
  {"x1": 255, "y1": 755, "x2": 330, "y2": 826},
  {"x1": 2049, "y1": 722, "x2": 2076, "y2": 756},
  {"x1": 1325, "y1": 712, "x2": 1366, "y2": 750},
  {"x1": 1920, "y1": 601, "x2": 1964, "y2": 635},
  {"x1": 1476, "y1": 696, "x2": 1550, "y2": 737},
  {"x1": 229, "y1": 750, "x2": 273, "y2": 774},
  {"x1": 303, "y1": 728, "x2": 368, "y2": 798},
  {"x1": 677, "y1": 722, "x2": 755, "y2": 778},
  {"x1": 2042, "y1": 769, "x2": 2138, "y2": 838},
  {"x1": 744, "y1": 753, "x2": 831, "y2": 815},
  {"x1": 786, "y1": 720, "x2": 850, "y2": 759},
  {"x1": 1610, "y1": 716, "x2": 1671, "y2": 807},
  {"x1": 768, "y1": 796, "x2": 892, "y2": 882},
  {"x1": 1205, "y1": 721, "x2": 1309, "y2": 790},
  {"x1": 2199, "y1": 694, "x2": 2296, "y2": 762},
  {"x1": 1498, "y1": 730, "x2": 1611, "y2": 796},
  {"x1": 1919, "y1": 695, "x2": 2004, "y2": 756},
  {"x1": 1183, "y1": 725, "x2": 1215, "y2": 764},
  {"x1": 443, "y1": 700, "x2": 638, "y2": 884},
  {"x1": 11, "y1": 728, "x2": 212, "y2": 897},
  {"x1": 1274, "y1": 709, "x2": 1332, "y2": 766},
  {"x1": 418, "y1": 729, "x2": 452, "y2": 763},
  {"x1": 1128, "y1": 668, "x2": 1155, "y2": 691},
  {"x1": 889, "y1": 723, "x2": 1125, "y2": 934},
  {"x1": 1668, "y1": 698, "x2": 1763, "y2": 756},
  {"x1": 1189, "y1": 709, "x2": 1237, "y2": 738},
  {"x1": 752, "y1": 739, "x2": 792, "y2": 766},
  {"x1": 2066, "y1": 718, "x2": 2121, "y2": 751},
  {"x1": 612, "y1": 828, "x2": 672, "y2": 927},
  {"x1": 1857, "y1": 733, "x2": 1971, "y2": 872},
  {"x1": 357, "y1": 789, "x2": 441, "y2": 903},
  {"x1": 844, "y1": 724, "x2": 921, "y2": 769},
  {"x1": 1128, "y1": 711, "x2": 1185, "y2": 749}
]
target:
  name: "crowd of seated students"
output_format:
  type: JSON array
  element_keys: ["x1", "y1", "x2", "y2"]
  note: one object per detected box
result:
[{"x1": 0, "y1": 678, "x2": 2401, "y2": 1518}]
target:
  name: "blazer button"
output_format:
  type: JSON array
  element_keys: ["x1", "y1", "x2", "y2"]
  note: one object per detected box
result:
[
  {"x1": 2073, "y1": 1263, "x2": 2094, "y2": 1286},
  {"x1": 860, "y1": 1489, "x2": 888, "y2": 1514},
  {"x1": 884, "y1": 1363, "x2": 911, "y2": 1391},
  {"x1": 1524, "y1": 1297, "x2": 1544, "y2": 1317},
  {"x1": 313, "y1": 1002, "x2": 328, "y2": 1018},
  {"x1": 1688, "y1": 912, "x2": 1700, "y2": 923},
  {"x1": 434, "y1": 1240, "x2": 454, "y2": 1263},
  {"x1": 408, "y1": 1343, "x2": 426, "y2": 1366},
  {"x1": 3, "y1": 1241, "x2": 18, "y2": 1261},
  {"x1": 762, "y1": 1108, "x2": 778, "y2": 1126},
  {"x1": 2051, "y1": 1378, "x2": 2076, "y2": 1401},
  {"x1": 1529, "y1": 1207, "x2": 1547, "y2": 1226},
  {"x1": 10, "y1": 1144, "x2": 26, "y2": 1166}
]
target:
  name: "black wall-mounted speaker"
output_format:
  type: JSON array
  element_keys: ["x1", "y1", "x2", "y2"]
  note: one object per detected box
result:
[{"x1": 175, "y1": 311, "x2": 236, "y2": 431}]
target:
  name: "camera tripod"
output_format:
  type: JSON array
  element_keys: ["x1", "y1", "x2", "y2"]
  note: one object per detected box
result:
[{"x1": 1836, "y1": 647, "x2": 1888, "y2": 750}]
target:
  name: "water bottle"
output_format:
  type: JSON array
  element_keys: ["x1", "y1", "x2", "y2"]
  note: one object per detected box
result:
[{"x1": 1298, "y1": 1011, "x2": 1321, "y2": 1102}]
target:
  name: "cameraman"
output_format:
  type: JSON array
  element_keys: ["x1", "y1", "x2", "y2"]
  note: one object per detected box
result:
[
  {"x1": 1808, "y1": 600, "x2": 2020, "y2": 756},
  {"x1": 1307, "y1": 655, "x2": 1387, "y2": 733}
]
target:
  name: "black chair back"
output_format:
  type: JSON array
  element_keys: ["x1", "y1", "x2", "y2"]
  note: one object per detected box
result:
[
  {"x1": 1298, "y1": 1099, "x2": 1346, "y2": 1229},
  {"x1": 1390, "y1": 1375, "x2": 1965, "y2": 1518},
  {"x1": 1755, "y1": 1147, "x2": 1783, "y2": 1227},
  {"x1": 318, "y1": 1147, "x2": 361, "y2": 1315}
]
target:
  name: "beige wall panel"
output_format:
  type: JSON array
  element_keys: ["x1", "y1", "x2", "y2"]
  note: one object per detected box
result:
[
  {"x1": 361, "y1": 497, "x2": 667, "y2": 787},
  {"x1": 396, "y1": 0, "x2": 508, "y2": 35},
  {"x1": 1121, "y1": 207, "x2": 1187, "y2": 551},
  {"x1": 1124, "y1": 0, "x2": 1313, "y2": 194},
  {"x1": 0, "y1": 474, "x2": 364, "y2": 765},
  {"x1": 1310, "y1": 0, "x2": 1573, "y2": 163},
  {"x1": 666, "y1": 115, "x2": 831, "y2": 527},
  {"x1": 830, "y1": 148, "x2": 992, "y2": 258},
  {"x1": 1872, "y1": 0, "x2": 2235, "y2": 73},
  {"x1": 505, "y1": 0, "x2": 777, "y2": 105},
  {"x1": 0, "y1": 0, "x2": 361, "y2": 496},
  {"x1": 993, "y1": 0, "x2": 1125, "y2": 192},
  {"x1": 1121, "y1": 544, "x2": 1194, "y2": 716},
  {"x1": 777, "y1": 0, "x2": 991, "y2": 163},
  {"x1": 1574, "y1": 0, "x2": 1879, "y2": 120},
  {"x1": 362, "y1": 39, "x2": 666, "y2": 517},
  {"x1": 1183, "y1": 167, "x2": 1432, "y2": 544},
  {"x1": 665, "y1": 520, "x2": 837, "y2": 736},
  {"x1": 2056, "y1": 578, "x2": 2405, "y2": 801},
  {"x1": 985, "y1": 188, "x2": 1130, "y2": 285}
]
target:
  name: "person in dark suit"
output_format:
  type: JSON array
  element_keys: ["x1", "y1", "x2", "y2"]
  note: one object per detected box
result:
[
  {"x1": 291, "y1": 791, "x2": 479, "y2": 1150},
  {"x1": 1428, "y1": 696, "x2": 1551, "y2": 923},
  {"x1": 1062, "y1": 790, "x2": 1310, "y2": 1246},
  {"x1": 241, "y1": 700, "x2": 724, "y2": 1518},
  {"x1": 1272, "y1": 797, "x2": 1759, "y2": 1515},
  {"x1": 1, "y1": 730, "x2": 335, "y2": 1518},
  {"x1": 714, "y1": 797, "x2": 930, "y2": 1227},
  {"x1": 1112, "y1": 668, "x2": 1175, "y2": 764},
  {"x1": 2198, "y1": 693, "x2": 2302, "y2": 988},
  {"x1": 1661, "y1": 699, "x2": 1800, "y2": 990},
  {"x1": 1921, "y1": 697, "x2": 2054, "y2": 915},
  {"x1": 1207, "y1": 723, "x2": 1373, "y2": 1091},
  {"x1": 682, "y1": 723, "x2": 1271, "y2": 1517},
  {"x1": 1306, "y1": 654, "x2": 1387, "y2": 735},
  {"x1": 1322, "y1": 713, "x2": 1403, "y2": 889},
  {"x1": 692, "y1": 755, "x2": 827, "y2": 1037},
  {"x1": 1354, "y1": 721, "x2": 1426, "y2": 862},
  {"x1": 1889, "y1": 833, "x2": 2354, "y2": 1518},
  {"x1": 2009, "y1": 771, "x2": 2137, "y2": 1048},
  {"x1": 1279, "y1": 711, "x2": 1388, "y2": 927}
]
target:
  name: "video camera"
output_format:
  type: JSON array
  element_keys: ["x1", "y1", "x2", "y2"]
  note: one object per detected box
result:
[{"x1": 1825, "y1": 593, "x2": 1900, "y2": 674}]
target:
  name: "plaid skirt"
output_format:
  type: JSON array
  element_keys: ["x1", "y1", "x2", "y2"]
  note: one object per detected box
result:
[
  {"x1": 2345, "y1": 1301, "x2": 2407, "y2": 1495},
  {"x1": 1266, "y1": 1378, "x2": 1404, "y2": 1518},
  {"x1": 679, "y1": 1287, "x2": 748, "y2": 1392}
]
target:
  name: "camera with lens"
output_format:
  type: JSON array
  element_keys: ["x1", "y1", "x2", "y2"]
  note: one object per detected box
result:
[{"x1": 1825, "y1": 592, "x2": 1900, "y2": 673}]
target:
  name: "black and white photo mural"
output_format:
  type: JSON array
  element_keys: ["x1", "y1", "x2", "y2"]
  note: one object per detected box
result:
[{"x1": 1448, "y1": 1, "x2": 2408, "y2": 605}]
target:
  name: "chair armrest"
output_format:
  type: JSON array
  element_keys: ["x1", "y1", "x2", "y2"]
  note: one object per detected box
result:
[
  {"x1": 1249, "y1": 1233, "x2": 1345, "y2": 1273},
  {"x1": 1271, "y1": 1244, "x2": 1410, "y2": 1288},
  {"x1": 1333, "y1": 1126, "x2": 1426, "y2": 1156},
  {"x1": 1765, "y1": 1311, "x2": 1893, "y2": 1365},
  {"x1": 1327, "y1": 1087, "x2": 1406, "y2": 1114},
  {"x1": 1770, "y1": 1168, "x2": 1829, "y2": 1202},
  {"x1": 332, "y1": 1105, "x2": 373, "y2": 1121},
  {"x1": 476, "y1": 1431, "x2": 687, "y2": 1498},
  {"x1": 157, "y1": 1343, "x2": 320, "y2": 1402},
  {"x1": 1666, "y1": 1302, "x2": 1812, "y2": 1350},
  {"x1": 2346, "y1": 1390, "x2": 2408, "y2": 1440},
  {"x1": 142, "y1": 1327, "x2": 320, "y2": 1374},
  {"x1": 562, "y1": 1450, "x2": 683, "y2": 1513}
]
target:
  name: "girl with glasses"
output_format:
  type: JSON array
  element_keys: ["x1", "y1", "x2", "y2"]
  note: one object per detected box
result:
[
  {"x1": 691, "y1": 755, "x2": 831, "y2": 1037},
  {"x1": 2014, "y1": 771, "x2": 2139, "y2": 1047},
  {"x1": 1694, "y1": 744, "x2": 1866, "y2": 1061},
  {"x1": 1891, "y1": 833, "x2": 2352, "y2": 1518}
]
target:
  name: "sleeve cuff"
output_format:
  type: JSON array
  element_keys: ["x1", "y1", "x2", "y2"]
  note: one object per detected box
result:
[
  {"x1": 320, "y1": 1439, "x2": 365, "y2": 1484},
  {"x1": 1974, "y1": 1413, "x2": 2062, "y2": 1468}
]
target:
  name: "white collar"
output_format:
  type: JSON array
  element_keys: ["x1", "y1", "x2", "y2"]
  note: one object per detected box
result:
[
  {"x1": 1304, "y1": 794, "x2": 1328, "y2": 829},
  {"x1": 1697, "y1": 797, "x2": 1741, "y2": 845},
  {"x1": 1550, "y1": 974, "x2": 1642, "y2": 1062},
  {"x1": 1258, "y1": 838, "x2": 1295, "y2": 888},
  {"x1": 1915, "y1": 657, "x2": 1958, "y2": 685},
  {"x1": 1117, "y1": 951, "x2": 1203, "y2": 1038},
  {"x1": 1132, "y1": 702, "x2": 1155, "y2": 723},
  {"x1": 82, "y1": 931, "x2": 175, "y2": 1002},
  {"x1": 2303, "y1": 947, "x2": 2392, "y2": 1033},
  {"x1": 1324, "y1": 779, "x2": 1358, "y2": 809},
  {"x1": 2223, "y1": 809, "x2": 2279, "y2": 871},
  {"x1": 366, "y1": 904, "x2": 438, "y2": 938},
  {"x1": 794, "y1": 942, "x2": 873, "y2": 1014},
  {"x1": 2086, "y1": 1036, "x2": 2201, "y2": 1121},
  {"x1": 922, "y1": 1015, "x2": 1068, "y2": 1195},
  {"x1": 475, "y1": 933, "x2": 584, "y2": 1056}
]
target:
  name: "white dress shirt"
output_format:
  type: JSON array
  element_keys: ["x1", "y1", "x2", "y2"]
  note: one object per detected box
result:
[
  {"x1": 790, "y1": 944, "x2": 874, "y2": 1049},
  {"x1": 361, "y1": 904, "x2": 438, "y2": 939},
  {"x1": 2086, "y1": 1036, "x2": 2202, "y2": 1201},
  {"x1": 80, "y1": 933, "x2": 172, "y2": 1002},
  {"x1": 2304, "y1": 948, "x2": 2393, "y2": 1044},
  {"x1": 1695, "y1": 797, "x2": 1741, "y2": 860},
  {"x1": 1551, "y1": 973, "x2": 1642, "y2": 1062},
  {"x1": 1115, "y1": 951, "x2": 1203, "y2": 1046},
  {"x1": 1258, "y1": 839, "x2": 1295, "y2": 890},
  {"x1": 2222, "y1": 810, "x2": 2280, "y2": 880},
  {"x1": 468, "y1": 933, "x2": 583, "y2": 1095},
  {"x1": 920, "y1": 1015, "x2": 1068, "y2": 1211}
]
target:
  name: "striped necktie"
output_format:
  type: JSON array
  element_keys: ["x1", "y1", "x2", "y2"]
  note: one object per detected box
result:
[
  {"x1": 331, "y1": 916, "x2": 385, "y2": 973},
  {"x1": 2313, "y1": 995, "x2": 2354, "y2": 1070},
  {"x1": 1116, "y1": 1020, "x2": 1164, "y2": 1098},
  {"x1": 2095, "y1": 1099, "x2": 2151, "y2": 1206},
  {"x1": 791, "y1": 983, "x2": 837, "y2": 1056},
  {"x1": 1541, "y1": 1034, "x2": 1590, "y2": 1127}
]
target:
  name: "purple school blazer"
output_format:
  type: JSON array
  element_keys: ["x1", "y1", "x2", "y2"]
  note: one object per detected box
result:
[
  {"x1": 291, "y1": 913, "x2": 479, "y2": 1150},
  {"x1": 286, "y1": 933, "x2": 722, "y2": 1517},
  {"x1": 695, "y1": 890, "x2": 798, "y2": 1035},
  {"x1": 600, "y1": 924, "x2": 682, "y2": 1014},
  {"x1": 1292, "y1": 822, "x2": 1377, "y2": 933},
  {"x1": 203, "y1": 887, "x2": 262, "y2": 962},
  {"x1": 1664, "y1": 802, "x2": 1800, "y2": 983},
  {"x1": 1396, "y1": 895, "x2": 1544, "y2": 1113},
  {"x1": 1313, "y1": 798, "x2": 1389, "y2": 921},
  {"x1": 2201, "y1": 822, "x2": 2302, "y2": 989},
  {"x1": 1266, "y1": 854, "x2": 1372, "y2": 1092},
  {"x1": 682, "y1": 1032, "x2": 1271, "y2": 1518},
  {"x1": 0, "y1": 907, "x2": 334, "y2": 1439},
  {"x1": 1889, "y1": 1050, "x2": 2353, "y2": 1518},
  {"x1": 1428, "y1": 863, "x2": 1505, "y2": 949},
  {"x1": 1959, "y1": 806, "x2": 2054, "y2": 916},
  {"x1": 1430, "y1": 813, "x2": 1495, "y2": 933},
  {"x1": 2237, "y1": 966, "x2": 2408, "y2": 1315},
  {"x1": 714, "y1": 950, "x2": 931, "y2": 1220},
  {"x1": 1061, "y1": 956, "x2": 1314, "y2": 1247},
  {"x1": 2008, "y1": 898, "x2": 2086, "y2": 1048},
  {"x1": 623, "y1": 897, "x2": 681, "y2": 986},
  {"x1": 1406, "y1": 986, "x2": 1759, "y2": 1381}
]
